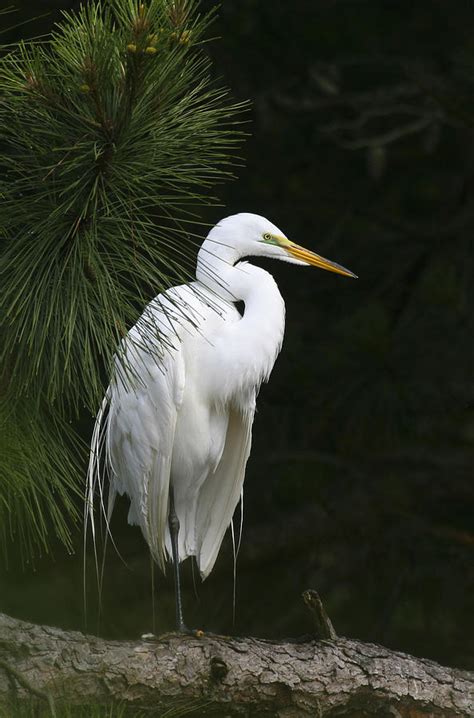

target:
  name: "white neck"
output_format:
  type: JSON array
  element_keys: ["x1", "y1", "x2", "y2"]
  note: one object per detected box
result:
[{"x1": 194, "y1": 224, "x2": 287, "y2": 402}]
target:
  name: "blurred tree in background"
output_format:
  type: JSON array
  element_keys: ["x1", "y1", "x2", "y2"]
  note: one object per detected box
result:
[{"x1": 0, "y1": 0, "x2": 472, "y2": 675}]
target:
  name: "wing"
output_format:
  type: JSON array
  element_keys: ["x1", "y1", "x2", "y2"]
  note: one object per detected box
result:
[
  {"x1": 106, "y1": 342, "x2": 185, "y2": 572},
  {"x1": 195, "y1": 402, "x2": 255, "y2": 579},
  {"x1": 88, "y1": 285, "x2": 192, "y2": 573}
]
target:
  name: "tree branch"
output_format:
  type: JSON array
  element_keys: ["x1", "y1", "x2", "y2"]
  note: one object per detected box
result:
[{"x1": 0, "y1": 611, "x2": 472, "y2": 716}]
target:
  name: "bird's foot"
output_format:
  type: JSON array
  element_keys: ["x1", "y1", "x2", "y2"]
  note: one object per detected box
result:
[
  {"x1": 177, "y1": 622, "x2": 205, "y2": 637},
  {"x1": 141, "y1": 627, "x2": 205, "y2": 640}
]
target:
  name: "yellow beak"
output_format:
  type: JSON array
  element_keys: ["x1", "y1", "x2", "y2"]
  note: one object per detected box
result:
[{"x1": 286, "y1": 243, "x2": 357, "y2": 278}]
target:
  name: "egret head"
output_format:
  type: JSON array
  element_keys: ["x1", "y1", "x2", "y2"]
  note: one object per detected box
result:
[{"x1": 213, "y1": 213, "x2": 357, "y2": 278}]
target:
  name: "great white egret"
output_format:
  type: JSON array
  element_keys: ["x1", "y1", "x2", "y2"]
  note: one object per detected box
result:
[{"x1": 88, "y1": 212, "x2": 356, "y2": 631}]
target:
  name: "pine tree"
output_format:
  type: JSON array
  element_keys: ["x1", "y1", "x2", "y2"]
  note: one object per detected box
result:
[{"x1": 0, "y1": 0, "x2": 246, "y2": 560}]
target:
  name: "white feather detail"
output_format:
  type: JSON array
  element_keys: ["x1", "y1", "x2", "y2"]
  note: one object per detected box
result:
[{"x1": 195, "y1": 406, "x2": 254, "y2": 578}]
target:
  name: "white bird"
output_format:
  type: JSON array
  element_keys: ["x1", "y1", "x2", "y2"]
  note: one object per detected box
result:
[{"x1": 88, "y1": 212, "x2": 356, "y2": 631}]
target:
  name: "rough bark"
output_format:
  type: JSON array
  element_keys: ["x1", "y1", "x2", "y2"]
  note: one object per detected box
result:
[{"x1": 0, "y1": 612, "x2": 472, "y2": 717}]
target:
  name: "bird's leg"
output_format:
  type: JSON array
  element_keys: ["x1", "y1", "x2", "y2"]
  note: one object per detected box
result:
[{"x1": 168, "y1": 488, "x2": 187, "y2": 633}]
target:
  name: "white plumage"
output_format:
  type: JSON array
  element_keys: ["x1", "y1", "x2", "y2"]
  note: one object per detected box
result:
[{"x1": 88, "y1": 212, "x2": 355, "y2": 619}]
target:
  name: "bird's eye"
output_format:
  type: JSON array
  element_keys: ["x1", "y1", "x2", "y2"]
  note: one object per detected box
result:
[{"x1": 263, "y1": 233, "x2": 272, "y2": 241}]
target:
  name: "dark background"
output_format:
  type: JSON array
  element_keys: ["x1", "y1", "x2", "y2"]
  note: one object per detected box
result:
[{"x1": 1, "y1": 0, "x2": 473, "y2": 671}]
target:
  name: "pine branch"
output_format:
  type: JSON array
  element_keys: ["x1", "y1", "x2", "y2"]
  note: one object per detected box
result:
[
  {"x1": 0, "y1": 397, "x2": 81, "y2": 564},
  {"x1": 0, "y1": 0, "x2": 247, "y2": 412},
  {"x1": 0, "y1": 0, "x2": 247, "y2": 563},
  {"x1": 0, "y1": 611, "x2": 472, "y2": 716}
]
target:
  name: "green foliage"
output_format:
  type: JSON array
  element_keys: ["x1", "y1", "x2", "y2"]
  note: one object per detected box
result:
[
  {"x1": 0, "y1": 0, "x2": 246, "y2": 563},
  {"x1": 0, "y1": 398, "x2": 81, "y2": 564},
  {"x1": 0, "y1": 0, "x2": 246, "y2": 412}
]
